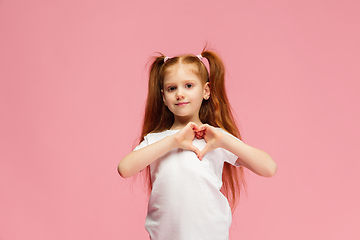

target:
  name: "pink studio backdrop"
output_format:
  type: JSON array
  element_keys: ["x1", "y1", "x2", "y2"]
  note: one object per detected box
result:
[{"x1": 1, "y1": 0, "x2": 359, "y2": 239}]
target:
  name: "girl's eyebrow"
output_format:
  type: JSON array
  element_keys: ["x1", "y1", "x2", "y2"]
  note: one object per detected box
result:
[
  {"x1": 164, "y1": 79, "x2": 197, "y2": 85},
  {"x1": 163, "y1": 82, "x2": 174, "y2": 87}
]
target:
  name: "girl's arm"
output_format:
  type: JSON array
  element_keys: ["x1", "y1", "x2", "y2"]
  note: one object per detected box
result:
[
  {"x1": 197, "y1": 125, "x2": 277, "y2": 178},
  {"x1": 118, "y1": 122, "x2": 201, "y2": 178}
]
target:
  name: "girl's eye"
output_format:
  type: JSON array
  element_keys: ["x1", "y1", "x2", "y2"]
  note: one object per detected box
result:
[
  {"x1": 185, "y1": 84, "x2": 193, "y2": 88},
  {"x1": 167, "y1": 86, "x2": 176, "y2": 91}
]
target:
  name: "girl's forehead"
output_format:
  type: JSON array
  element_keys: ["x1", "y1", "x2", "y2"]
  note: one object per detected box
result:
[
  {"x1": 163, "y1": 64, "x2": 201, "y2": 83},
  {"x1": 168, "y1": 62, "x2": 196, "y2": 70},
  {"x1": 164, "y1": 64, "x2": 199, "y2": 77}
]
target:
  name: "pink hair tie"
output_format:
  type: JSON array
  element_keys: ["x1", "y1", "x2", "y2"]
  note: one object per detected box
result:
[{"x1": 164, "y1": 56, "x2": 171, "y2": 62}]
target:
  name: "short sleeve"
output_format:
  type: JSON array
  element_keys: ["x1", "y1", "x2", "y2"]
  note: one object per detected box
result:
[
  {"x1": 133, "y1": 135, "x2": 149, "y2": 151},
  {"x1": 222, "y1": 148, "x2": 241, "y2": 167},
  {"x1": 218, "y1": 128, "x2": 242, "y2": 167}
]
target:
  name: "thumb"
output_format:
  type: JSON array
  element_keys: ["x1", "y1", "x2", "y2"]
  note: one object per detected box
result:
[{"x1": 189, "y1": 122, "x2": 199, "y2": 132}]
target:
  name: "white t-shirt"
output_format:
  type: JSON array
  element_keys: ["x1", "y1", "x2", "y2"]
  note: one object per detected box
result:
[{"x1": 134, "y1": 129, "x2": 242, "y2": 240}]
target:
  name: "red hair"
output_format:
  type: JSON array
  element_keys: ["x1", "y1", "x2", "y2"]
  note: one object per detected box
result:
[{"x1": 139, "y1": 47, "x2": 246, "y2": 210}]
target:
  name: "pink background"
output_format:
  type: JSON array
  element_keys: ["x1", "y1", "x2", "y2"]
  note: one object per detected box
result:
[{"x1": 1, "y1": 0, "x2": 359, "y2": 239}]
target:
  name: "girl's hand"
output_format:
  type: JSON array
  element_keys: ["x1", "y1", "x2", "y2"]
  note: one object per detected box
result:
[
  {"x1": 197, "y1": 124, "x2": 225, "y2": 160},
  {"x1": 173, "y1": 122, "x2": 200, "y2": 157}
]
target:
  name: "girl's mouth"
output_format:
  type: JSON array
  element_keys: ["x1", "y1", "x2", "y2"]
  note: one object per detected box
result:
[{"x1": 175, "y1": 102, "x2": 189, "y2": 106}]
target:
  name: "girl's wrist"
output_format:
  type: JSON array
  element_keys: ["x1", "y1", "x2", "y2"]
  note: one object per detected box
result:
[
  {"x1": 168, "y1": 134, "x2": 180, "y2": 149},
  {"x1": 218, "y1": 131, "x2": 231, "y2": 149}
]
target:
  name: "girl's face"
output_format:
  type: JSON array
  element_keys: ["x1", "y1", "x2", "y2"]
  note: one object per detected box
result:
[{"x1": 162, "y1": 63, "x2": 210, "y2": 125}]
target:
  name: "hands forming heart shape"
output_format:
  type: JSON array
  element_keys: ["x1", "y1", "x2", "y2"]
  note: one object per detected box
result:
[{"x1": 173, "y1": 122, "x2": 225, "y2": 160}]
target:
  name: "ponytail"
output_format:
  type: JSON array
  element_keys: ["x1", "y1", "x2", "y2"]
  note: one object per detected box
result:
[
  {"x1": 141, "y1": 55, "x2": 174, "y2": 141},
  {"x1": 201, "y1": 49, "x2": 246, "y2": 210}
]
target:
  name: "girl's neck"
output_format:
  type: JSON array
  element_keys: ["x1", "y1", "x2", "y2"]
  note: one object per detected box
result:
[{"x1": 170, "y1": 116, "x2": 203, "y2": 130}]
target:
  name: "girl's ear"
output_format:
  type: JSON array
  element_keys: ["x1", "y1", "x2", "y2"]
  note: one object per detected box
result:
[
  {"x1": 161, "y1": 89, "x2": 167, "y2": 106},
  {"x1": 203, "y1": 82, "x2": 210, "y2": 100}
]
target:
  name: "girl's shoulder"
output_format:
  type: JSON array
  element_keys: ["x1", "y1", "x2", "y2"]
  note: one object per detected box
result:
[
  {"x1": 216, "y1": 127, "x2": 243, "y2": 142},
  {"x1": 148, "y1": 129, "x2": 179, "y2": 136},
  {"x1": 143, "y1": 129, "x2": 179, "y2": 142},
  {"x1": 135, "y1": 130, "x2": 178, "y2": 151},
  {"x1": 214, "y1": 127, "x2": 232, "y2": 135}
]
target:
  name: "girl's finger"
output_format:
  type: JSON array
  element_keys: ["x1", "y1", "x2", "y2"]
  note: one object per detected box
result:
[
  {"x1": 188, "y1": 145, "x2": 200, "y2": 158},
  {"x1": 198, "y1": 124, "x2": 209, "y2": 131},
  {"x1": 189, "y1": 122, "x2": 199, "y2": 131},
  {"x1": 198, "y1": 143, "x2": 213, "y2": 160}
]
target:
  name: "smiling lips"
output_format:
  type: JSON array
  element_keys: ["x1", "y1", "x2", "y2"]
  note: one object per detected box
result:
[{"x1": 175, "y1": 102, "x2": 189, "y2": 106}]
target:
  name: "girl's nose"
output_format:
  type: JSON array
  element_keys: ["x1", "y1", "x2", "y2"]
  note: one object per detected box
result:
[{"x1": 176, "y1": 91, "x2": 185, "y2": 100}]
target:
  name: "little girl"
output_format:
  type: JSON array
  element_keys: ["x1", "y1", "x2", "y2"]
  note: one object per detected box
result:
[{"x1": 118, "y1": 48, "x2": 277, "y2": 240}]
